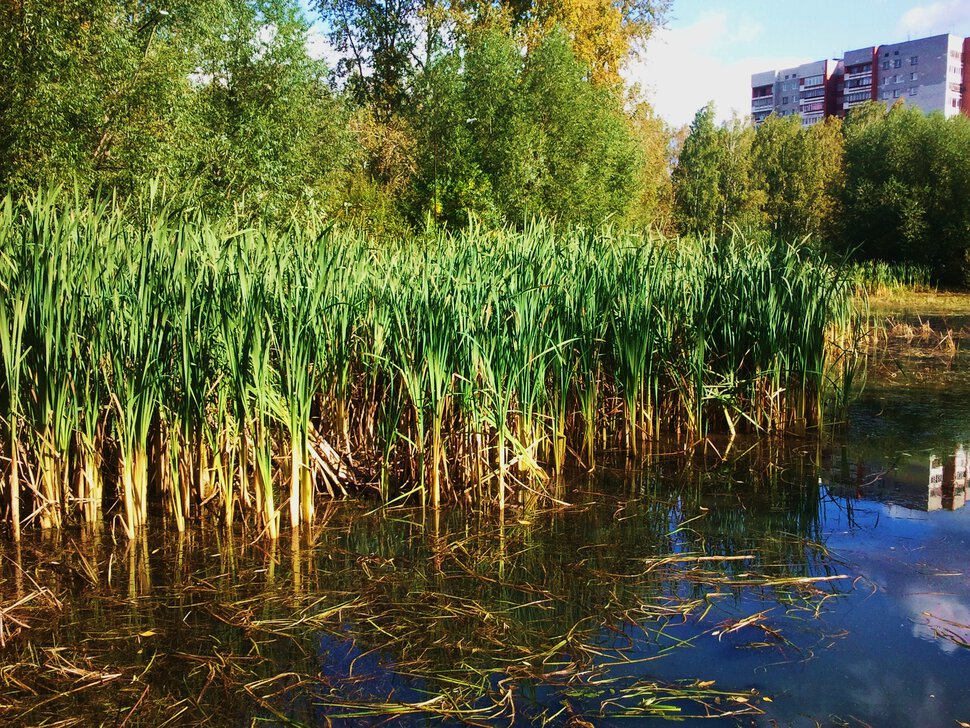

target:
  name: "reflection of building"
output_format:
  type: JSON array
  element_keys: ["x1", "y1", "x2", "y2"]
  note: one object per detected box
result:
[
  {"x1": 941, "y1": 446, "x2": 968, "y2": 511},
  {"x1": 929, "y1": 454, "x2": 944, "y2": 511},
  {"x1": 827, "y1": 444, "x2": 970, "y2": 512},
  {"x1": 751, "y1": 33, "x2": 970, "y2": 125}
]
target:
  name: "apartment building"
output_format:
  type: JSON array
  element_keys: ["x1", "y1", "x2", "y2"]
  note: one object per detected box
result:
[
  {"x1": 842, "y1": 46, "x2": 877, "y2": 113},
  {"x1": 751, "y1": 33, "x2": 970, "y2": 124},
  {"x1": 750, "y1": 59, "x2": 844, "y2": 126}
]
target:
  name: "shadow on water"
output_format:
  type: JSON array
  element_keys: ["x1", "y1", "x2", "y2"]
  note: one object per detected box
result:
[{"x1": 6, "y1": 312, "x2": 970, "y2": 726}]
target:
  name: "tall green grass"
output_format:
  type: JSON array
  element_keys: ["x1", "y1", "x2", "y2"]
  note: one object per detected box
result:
[
  {"x1": 0, "y1": 191, "x2": 854, "y2": 538},
  {"x1": 846, "y1": 260, "x2": 934, "y2": 296}
]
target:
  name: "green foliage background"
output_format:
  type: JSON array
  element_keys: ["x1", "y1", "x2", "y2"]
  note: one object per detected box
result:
[{"x1": 1, "y1": 1, "x2": 970, "y2": 283}]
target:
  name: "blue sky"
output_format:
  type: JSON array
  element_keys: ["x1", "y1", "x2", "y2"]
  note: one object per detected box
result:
[{"x1": 628, "y1": 0, "x2": 970, "y2": 126}]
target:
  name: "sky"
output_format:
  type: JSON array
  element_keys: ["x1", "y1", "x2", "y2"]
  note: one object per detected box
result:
[{"x1": 627, "y1": 0, "x2": 970, "y2": 127}]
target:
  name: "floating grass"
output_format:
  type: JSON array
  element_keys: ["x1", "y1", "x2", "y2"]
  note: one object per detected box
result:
[{"x1": 0, "y1": 453, "x2": 846, "y2": 725}]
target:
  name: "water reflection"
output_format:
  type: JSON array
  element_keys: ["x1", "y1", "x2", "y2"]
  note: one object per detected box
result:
[
  {"x1": 826, "y1": 444, "x2": 970, "y2": 512},
  {"x1": 0, "y1": 451, "x2": 842, "y2": 726},
  {"x1": 3, "y1": 441, "x2": 970, "y2": 726}
]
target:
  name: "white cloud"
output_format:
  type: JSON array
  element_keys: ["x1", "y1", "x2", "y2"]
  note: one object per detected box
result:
[
  {"x1": 899, "y1": 1, "x2": 970, "y2": 37},
  {"x1": 626, "y1": 12, "x2": 807, "y2": 128},
  {"x1": 306, "y1": 26, "x2": 340, "y2": 68}
]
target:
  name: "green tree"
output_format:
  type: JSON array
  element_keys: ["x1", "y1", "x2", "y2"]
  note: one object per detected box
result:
[
  {"x1": 317, "y1": 0, "x2": 451, "y2": 115},
  {"x1": 841, "y1": 102, "x2": 970, "y2": 284},
  {"x1": 672, "y1": 104, "x2": 758, "y2": 238},
  {"x1": 409, "y1": 28, "x2": 642, "y2": 227},
  {"x1": 626, "y1": 99, "x2": 674, "y2": 230},
  {"x1": 184, "y1": 0, "x2": 353, "y2": 220},
  {"x1": 521, "y1": 30, "x2": 641, "y2": 224},
  {"x1": 0, "y1": 0, "x2": 217, "y2": 194},
  {"x1": 751, "y1": 114, "x2": 844, "y2": 243}
]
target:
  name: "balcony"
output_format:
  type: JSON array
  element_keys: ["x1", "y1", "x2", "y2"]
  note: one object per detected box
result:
[{"x1": 844, "y1": 92, "x2": 872, "y2": 105}]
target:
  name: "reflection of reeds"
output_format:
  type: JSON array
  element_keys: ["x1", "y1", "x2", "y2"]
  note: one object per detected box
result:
[
  {"x1": 0, "y1": 191, "x2": 856, "y2": 538},
  {"x1": 0, "y1": 453, "x2": 846, "y2": 724}
]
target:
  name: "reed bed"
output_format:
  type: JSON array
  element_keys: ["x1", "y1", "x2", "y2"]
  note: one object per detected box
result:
[
  {"x1": 846, "y1": 260, "x2": 934, "y2": 296},
  {"x1": 0, "y1": 190, "x2": 854, "y2": 538}
]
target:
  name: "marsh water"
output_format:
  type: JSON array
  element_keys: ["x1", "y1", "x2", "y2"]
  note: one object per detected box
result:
[{"x1": 5, "y1": 307, "x2": 970, "y2": 726}]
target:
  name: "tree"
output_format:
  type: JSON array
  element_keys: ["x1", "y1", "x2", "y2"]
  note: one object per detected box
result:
[
  {"x1": 317, "y1": 0, "x2": 451, "y2": 115},
  {"x1": 672, "y1": 105, "x2": 722, "y2": 236},
  {"x1": 315, "y1": 0, "x2": 669, "y2": 115},
  {"x1": 626, "y1": 99, "x2": 675, "y2": 230},
  {"x1": 751, "y1": 114, "x2": 844, "y2": 243},
  {"x1": 512, "y1": 0, "x2": 670, "y2": 86},
  {"x1": 672, "y1": 104, "x2": 758, "y2": 238},
  {"x1": 0, "y1": 0, "x2": 219, "y2": 194},
  {"x1": 521, "y1": 30, "x2": 641, "y2": 223},
  {"x1": 840, "y1": 102, "x2": 970, "y2": 284},
  {"x1": 408, "y1": 28, "x2": 642, "y2": 227},
  {"x1": 185, "y1": 0, "x2": 354, "y2": 220}
]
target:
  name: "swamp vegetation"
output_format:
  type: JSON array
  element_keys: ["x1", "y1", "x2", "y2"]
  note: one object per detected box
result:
[
  {"x1": 0, "y1": 191, "x2": 857, "y2": 541},
  {"x1": 4, "y1": 207, "x2": 970, "y2": 725}
]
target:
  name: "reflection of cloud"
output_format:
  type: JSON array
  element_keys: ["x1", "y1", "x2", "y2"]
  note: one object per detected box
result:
[
  {"x1": 838, "y1": 657, "x2": 948, "y2": 726},
  {"x1": 899, "y1": 1, "x2": 970, "y2": 37},
  {"x1": 628, "y1": 12, "x2": 807, "y2": 127},
  {"x1": 904, "y1": 593, "x2": 970, "y2": 653}
]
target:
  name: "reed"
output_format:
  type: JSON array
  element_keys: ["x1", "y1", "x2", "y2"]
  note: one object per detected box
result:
[
  {"x1": 0, "y1": 190, "x2": 855, "y2": 537},
  {"x1": 846, "y1": 260, "x2": 934, "y2": 296}
]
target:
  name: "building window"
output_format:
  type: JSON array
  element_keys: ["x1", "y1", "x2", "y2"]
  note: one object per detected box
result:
[
  {"x1": 881, "y1": 91, "x2": 889, "y2": 100},
  {"x1": 893, "y1": 89, "x2": 900, "y2": 98},
  {"x1": 782, "y1": 96, "x2": 788, "y2": 104},
  {"x1": 894, "y1": 59, "x2": 902, "y2": 68},
  {"x1": 882, "y1": 61, "x2": 890, "y2": 70},
  {"x1": 911, "y1": 56, "x2": 918, "y2": 65},
  {"x1": 910, "y1": 87, "x2": 918, "y2": 96},
  {"x1": 911, "y1": 72, "x2": 918, "y2": 81}
]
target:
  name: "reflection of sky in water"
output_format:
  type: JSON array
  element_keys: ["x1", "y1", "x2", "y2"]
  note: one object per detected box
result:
[
  {"x1": 649, "y1": 490, "x2": 970, "y2": 727},
  {"x1": 905, "y1": 593, "x2": 970, "y2": 652},
  {"x1": 316, "y1": 628, "x2": 430, "y2": 703}
]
